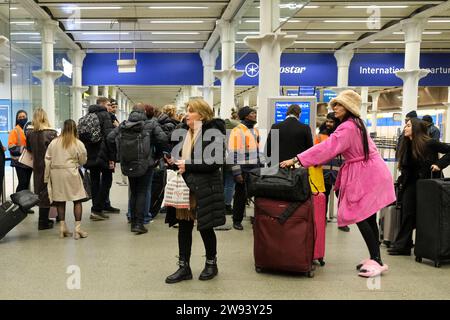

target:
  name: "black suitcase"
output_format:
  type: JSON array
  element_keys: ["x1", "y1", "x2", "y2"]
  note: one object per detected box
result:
[
  {"x1": 0, "y1": 201, "x2": 27, "y2": 240},
  {"x1": 415, "y1": 178, "x2": 450, "y2": 267}
]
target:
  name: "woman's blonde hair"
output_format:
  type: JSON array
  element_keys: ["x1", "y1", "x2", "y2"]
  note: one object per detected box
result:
[
  {"x1": 162, "y1": 104, "x2": 177, "y2": 119},
  {"x1": 32, "y1": 107, "x2": 51, "y2": 131},
  {"x1": 60, "y1": 119, "x2": 77, "y2": 149},
  {"x1": 185, "y1": 98, "x2": 214, "y2": 122}
]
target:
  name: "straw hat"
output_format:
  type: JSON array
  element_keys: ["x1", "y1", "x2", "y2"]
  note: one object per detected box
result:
[{"x1": 329, "y1": 90, "x2": 362, "y2": 118}]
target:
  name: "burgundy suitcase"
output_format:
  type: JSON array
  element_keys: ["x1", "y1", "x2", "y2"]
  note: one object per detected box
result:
[
  {"x1": 312, "y1": 192, "x2": 326, "y2": 266},
  {"x1": 253, "y1": 197, "x2": 315, "y2": 277}
]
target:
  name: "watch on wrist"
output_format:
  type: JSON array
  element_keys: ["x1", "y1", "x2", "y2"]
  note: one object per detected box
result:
[{"x1": 292, "y1": 157, "x2": 299, "y2": 165}]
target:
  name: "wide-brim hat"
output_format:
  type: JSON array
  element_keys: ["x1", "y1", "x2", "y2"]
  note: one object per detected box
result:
[{"x1": 329, "y1": 90, "x2": 361, "y2": 118}]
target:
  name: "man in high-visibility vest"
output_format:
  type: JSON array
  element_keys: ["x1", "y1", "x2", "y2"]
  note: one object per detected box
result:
[{"x1": 228, "y1": 106, "x2": 262, "y2": 231}]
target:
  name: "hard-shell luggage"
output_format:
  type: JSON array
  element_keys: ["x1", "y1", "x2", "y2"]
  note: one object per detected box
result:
[
  {"x1": 253, "y1": 197, "x2": 315, "y2": 277},
  {"x1": 313, "y1": 192, "x2": 326, "y2": 266},
  {"x1": 378, "y1": 205, "x2": 401, "y2": 247},
  {"x1": 415, "y1": 178, "x2": 450, "y2": 268},
  {"x1": 0, "y1": 201, "x2": 27, "y2": 240}
]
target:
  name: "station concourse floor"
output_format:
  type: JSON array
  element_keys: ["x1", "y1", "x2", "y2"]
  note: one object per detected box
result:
[{"x1": 0, "y1": 172, "x2": 449, "y2": 300}]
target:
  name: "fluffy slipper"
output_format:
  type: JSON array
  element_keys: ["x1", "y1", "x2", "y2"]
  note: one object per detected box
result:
[
  {"x1": 358, "y1": 260, "x2": 389, "y2": 278},
  {"x1": 356, "y1": 258, "x2": 371, "y2": 270}
]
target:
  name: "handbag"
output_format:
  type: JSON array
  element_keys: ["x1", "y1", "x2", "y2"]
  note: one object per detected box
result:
[
  {"x1": 18, "y1": 149, "x2": 33, "y2": 168},
  {"x1": 79, "y1": 168, "x2": 92, "y2": 202},
  {"x1": 247, "y1": 167, "x2": 311, "y2": 202},
  {"x1": 162, "y1": 169, "x2": 190, "y2": 209},
  {"x1": 10, "y1": 190, "x2": 40, "y2": 210}
]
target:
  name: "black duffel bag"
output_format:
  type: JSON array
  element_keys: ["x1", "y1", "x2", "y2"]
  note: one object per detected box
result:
[
  {"x1": 247, "y1": 167, "x2": 311, "y2": 202},
  {"x1": 10, "y1": 190, "x2": 40, "y2": 210}
]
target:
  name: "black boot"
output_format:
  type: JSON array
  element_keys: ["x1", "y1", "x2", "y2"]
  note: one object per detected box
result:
[
  {"x1": 38, "y1": 208, "x2": 54, "y2": 230},
  {"x1": 199, "y1": 257, "x2": 218, "y2": 281},
  {"x1": 165, "y1": 260, "x2": 193, "y2": 284},
  {"x1": 131, "y1": 223, "x2": 148, "y2": 235}
]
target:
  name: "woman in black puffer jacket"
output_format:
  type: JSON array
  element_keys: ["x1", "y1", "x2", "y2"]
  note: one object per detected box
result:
[{"x1": 164, "y1": 98, "x2": 226, "y2": 284}]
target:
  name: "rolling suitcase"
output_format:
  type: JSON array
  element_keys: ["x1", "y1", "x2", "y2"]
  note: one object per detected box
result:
[
  {"x1": 0, "y1": 201, "x2": 27, "y2": 240},
  {"x1": 378, "y1": 205, "x2": 401, "y2": 248},
  {"x1": 253, "y1": 197, "x2": 315, "y2": 277},
  {"x1": 415, "y1": 178, "x2": 450, "y2": 268},
  {"x1": 313, "y1": 192, "x2": 326, "y2": 266}
]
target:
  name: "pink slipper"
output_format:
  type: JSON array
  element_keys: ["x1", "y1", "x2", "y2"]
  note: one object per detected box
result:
[
  {"x1": 356, "y1": 258, "x2": 371, "y2": 270},
  {"x1": 358, "y1": 260, "x2": 389, "y2": 278}
]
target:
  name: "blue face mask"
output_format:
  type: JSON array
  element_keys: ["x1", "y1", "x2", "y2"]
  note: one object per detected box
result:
[{"x1": 17, "y1": 118, "x2": 28, "y2": 128}]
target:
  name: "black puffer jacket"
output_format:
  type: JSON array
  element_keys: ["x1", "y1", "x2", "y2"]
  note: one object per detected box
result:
[
  {"x1": 106, "y1": 110, "x2": 169, "y2": 166},
  {"x1": 84, "y1": 105, "x2": 115, "y2": 169},
  {"x1": 158, "y1": 113, "x2": 180, "y2": 135},
  {"x1": 169, "y1": 118, "x2": 226, "y2": 231}
]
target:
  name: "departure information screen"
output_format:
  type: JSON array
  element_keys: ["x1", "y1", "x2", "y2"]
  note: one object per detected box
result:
[{"x1": 274, "y1": 101, "x2": 311, "y2": 125}]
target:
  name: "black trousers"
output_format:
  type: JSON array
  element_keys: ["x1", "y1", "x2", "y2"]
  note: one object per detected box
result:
[
  {"x1": 128, "y1": 169, "x2": 152, "y2": 225},
  {"x1": 232, "y1": 172, "x2": 248, "y2": 224},
  {"x1": 38, "y1": 208, "x2": 50, "y2": 224},
  {"x1": 90, "y1": 167, "x2": 113, "y2": 212},
  {"x1": 15, "y1": 166, "x2": 32, "y2": 192},
  {"x1": 393, "y1": 183, "x2": 416, "y2": 250},
  {"x1": 356, "y1": 213, "x2": 382, "y2": 263},
  {"x1": 178, "y1": 219, "x2": 217, "y2": 262}
]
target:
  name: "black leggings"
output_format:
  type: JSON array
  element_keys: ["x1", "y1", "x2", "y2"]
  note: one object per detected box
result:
[
  {"x1": 178, "y1": 219, "x2": 217, "y2": 262},
  {"x1": 356, "y1": 214, "x2": 383, "y2": 265}
]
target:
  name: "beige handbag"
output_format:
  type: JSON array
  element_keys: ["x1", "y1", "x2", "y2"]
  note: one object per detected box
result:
[{"x1": 18, "y1": 149, "x2": 33, "y2": 168}]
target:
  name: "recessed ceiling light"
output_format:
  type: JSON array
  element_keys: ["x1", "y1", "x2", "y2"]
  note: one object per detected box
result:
[
  {"x1": 295, "y1": 41, "x2": 336, "y2": 44},
  {"x1": 11, "y1": 32, "x2": 40, "y2": 35},
  {"x1": 346, "y1": 5, "x2": 408, "y2": 9},
  {"x1": 150, "y1": 20, "x2": 204, "y2": 24},
  {"x1": 10, "y1": 7, "x2": 18, "y2": 10},
  {"x1": 15, "y1": 41, "x2": 41, "y2": 44},
  {"x1": 393, "y1": 31, "x2": 442, "y2": 35},
  {"x1": 82, "y1": 32, "x2": 129, "y2": 35},
  {"x1": 370, "y1": 41, "x2": 404, "y2": 44},
  {"x1": 245, "y1": 19, "x2": 301, "y2": 23},
  {"x1": 257, "y1": 5, "x2": 319, "y2": 9},
  {"x1": 324, "y1": 20, "x2": 372, "y2": 23},
  {"x1": 10, "y1": 21, "x2": 34, "y2": 25},
  {"x1": 237, "y1": 31, "x2": 259, "y2": 35},
  {"x1": 151, "y1": 31, "x2": 200, "y2": 35},
  {"x1": 429, "y1": 20, "x2": 450, "y2": 23},
  {"x1": 64, "y1": 6, "x2": 122, "y2": 10},
  {"x1": 306, "y1": 31, "x2": 355, "y2": 35},
  {"x1": 236, "y1": 41, "x2": 246, "y2": 44},
  {"x1": 61, "y1": 20, "x2": 118, "y2": 24},
  {"x1": 88, "y1": 41, "x2": 132, "y2": 44},
  {"x1": 152, "y1": 41, "x2": 196, "y2": 44},
  {"x1": 148, "y1": 6, "x2": 208, "y2": 9}
]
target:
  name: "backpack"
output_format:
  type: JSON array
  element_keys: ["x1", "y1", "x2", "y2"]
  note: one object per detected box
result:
[
  {"x1": 117, "y1": 121, "x2": 151, "y2": 177},
  {"x1": 78, "y1": 113, "x2": 101, "y2": 144}
]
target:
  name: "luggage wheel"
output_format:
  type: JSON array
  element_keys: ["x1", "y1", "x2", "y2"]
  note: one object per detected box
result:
[
  {"x1": 255, "y1": 266, "x2": 263, "y2": 273},
  {"x1": 307, "y1": 271, "x2": 314, "y2": 278},
  {"x1": 434, "y1": 261, "x2": 441, "y2": 268},
  {"x1": 415, "y1": 257, "x2": 422, "y2": 263},
  {"x1": 318, "y1": 258, "x2": 325, "y2": 267}
]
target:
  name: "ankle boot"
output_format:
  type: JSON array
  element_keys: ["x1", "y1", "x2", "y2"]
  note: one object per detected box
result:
[
  {"x1": 59, "y1": 221, "x2": 73, "y2": 238},
  {"x1": 74, "y1": 221, "x2": 88, "y2": 240},
  {"x1": 165, "y1": 260, "x2": 193, "y2": 284},
  {"x1": 199, "y1": 257, "x2": 218, "y2": 281}
]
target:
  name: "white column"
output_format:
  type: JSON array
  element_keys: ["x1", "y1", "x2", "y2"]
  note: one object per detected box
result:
[
  {"x1": 90, "y1": 85, "x2": 98, "y2": 105},
  {"x1": 32, "y1": 21, "x2": 63, "y2": 127},
  {"x1": 360, "y1": 87, "x2": 370, "y2": 122},
  {"x1": 68, "y1": 50, "x2": 88, "y2": 121},
  {"x1": 200, "y1": 49, "x2": 219, "y2": 108},
  {"x1": 370, "y1": 92, "x2": 380, "y2": 135},
  {"x1": 102, "y1": 85, "x2": 109, "y2": 98},
  {"x1": 445, "y1": 87, "x2": 450, "y2": 143},
  {"x1": 243, "y1": 92, "x2": 250, "y2": 107},
  {"x1": 245, "y1": 0, "x2": 297, "y2": 130},
  {"x1": 213, "y1": 20, "x2": 244, "y2": 119},
  {"x1": 334, "y1": 50, "x2": 354, "y2": 89},
  {"x1": 395, "y1": 19, "x2": 430, "y2": 121},
  {"x1": 111, "y1": 87, "x2": 118, "y2": 101}
]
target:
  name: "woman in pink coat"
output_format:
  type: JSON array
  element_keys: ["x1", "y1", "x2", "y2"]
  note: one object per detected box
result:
[{"x1": 281, "y1": 90, "x2": 395, "y2": 278}]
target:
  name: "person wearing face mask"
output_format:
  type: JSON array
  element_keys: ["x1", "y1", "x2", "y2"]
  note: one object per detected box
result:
[{"x1": 8, "y1": 111, "x2": 34, "y2": 210}]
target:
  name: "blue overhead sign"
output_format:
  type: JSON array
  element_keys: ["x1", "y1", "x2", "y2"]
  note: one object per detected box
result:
[
  {"x1": 349, "y1": 53, "x2": 450, "y2": 87},
  {"x1": 83, "y1": 53, "x2": 203, "y2": 85}
]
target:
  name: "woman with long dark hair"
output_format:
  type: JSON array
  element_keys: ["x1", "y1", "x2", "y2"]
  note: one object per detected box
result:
[
  {"x1": 45, "y1": 120, "x2": 88, "y2": 239},
  {"x1": 389, "y1": 118, "x2": 450, "y2": 255},
  {"x1": 281, "y1": 90, "x2": 395, "y2": 278}
]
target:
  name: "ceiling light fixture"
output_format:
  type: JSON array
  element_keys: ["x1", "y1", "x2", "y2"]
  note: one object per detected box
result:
[
  {"x1": 10, "y1": 21, "x2": 34, "y2": 25},
  {"x1": 149, "y1": 20, "x2": 204, "y2": 24},
  {"x1": 61, "y1": 20, "x2": 118, "y2": 24},
  {"x1": 429, "y1": 20, "x2": 450, "y2": 23},
  {"x1": 152, "y1": 41, "x2": 196, "y2": 44},
  {"x1": 370, "y1": 41, "x2": 404, "y2": 44},
  {"x1": 295, "y1": 41, "x2": 336, "y2": 44},
  {"x1": 15, "y1": 41, "x2": 41, "y2": 44},
  {"x1": 88, "y1": 41, "x2": 132, "y2": 44},
  {"x1": 324, "y1": 20, "x2": 372, "y2": 23},
  {"x1": 64, "y1": 6, "x2": 122, "y2": 10},
  {"x1": 151, "y1": 31, "x2": 200, "y2": 35},
  {"x1": 393, "y1": 31, "x2": 442, "y2": 35},
  {"x1": 346, "y1": 5, "x2": 408, "y2": 9},
  {"x1": 148, "y1": 6, "x2": 208, "y2": 9},
  {"x1": 11, "y1": 32, "x2": 40, "y2": 35},
  {"x1": 306, "y1": 31, "x2": 355, "y2": 34},
  {"x1": 82, "y1": 32, "x2": 129, "y2": 35},
  {"x1": 237, "y1": 31, "x2": 259, "y2": 34}
]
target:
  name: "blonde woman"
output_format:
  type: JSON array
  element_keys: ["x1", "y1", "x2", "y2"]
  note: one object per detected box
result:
[
  {"x1": 45, "y1": 120, "x2": 88, "y2": 239},
  {"x1": 26, "y1": 108, "x2": 57, "y2": 230}
]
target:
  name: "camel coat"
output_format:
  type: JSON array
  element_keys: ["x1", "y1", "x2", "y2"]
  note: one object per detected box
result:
[{"x1": 44, "y1": 138, "x2": 87, "y2": 203}]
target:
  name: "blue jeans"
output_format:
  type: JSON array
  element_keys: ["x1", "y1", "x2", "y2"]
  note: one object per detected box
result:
[
  {"x1": 224, "y1": 170, "x2": 235, "y2": 206},
  {"x1": 127, "y1": 168, "x2": 153, "y2": 224}
]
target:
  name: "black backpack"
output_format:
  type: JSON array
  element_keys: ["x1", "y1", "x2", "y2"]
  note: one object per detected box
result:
[{"x1": 117, "y1": 121, "x2": 151, "y2": 177}]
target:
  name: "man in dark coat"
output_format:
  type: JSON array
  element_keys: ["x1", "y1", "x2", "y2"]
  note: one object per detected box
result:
[
  {"x1": 422, "y1": 115, "x2": 440, "y2": 141},
  {"x1": 83, "y1": 97, "x2": 115, "y2": 221},
  {"x1": 265, "y1": 104, "x2": 313, "y2": 163}
]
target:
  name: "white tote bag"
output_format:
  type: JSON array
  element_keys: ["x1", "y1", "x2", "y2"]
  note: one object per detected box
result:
[{"x1": 162, "y1": 170, "x2": 190, "y2": 209}]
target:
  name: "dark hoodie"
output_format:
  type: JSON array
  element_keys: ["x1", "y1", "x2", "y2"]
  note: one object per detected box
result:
[
  {"x1": 84, "y1": 104, "x2": 115, "y2": 169},
  {"x1": 106, "y1": 110, "x2": 168, "y2": 168}
]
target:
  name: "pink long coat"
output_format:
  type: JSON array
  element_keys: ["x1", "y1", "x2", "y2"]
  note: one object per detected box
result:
[{"x1": 298, "y1": 119, "x2": 395, "y2": 227}]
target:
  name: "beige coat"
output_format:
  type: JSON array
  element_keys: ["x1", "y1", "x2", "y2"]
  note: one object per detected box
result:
[{"x1": 44, "y1": 138, "x2": 87, "y2": 203}]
